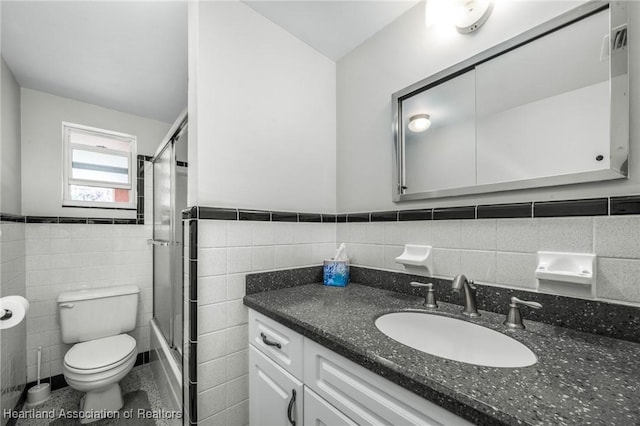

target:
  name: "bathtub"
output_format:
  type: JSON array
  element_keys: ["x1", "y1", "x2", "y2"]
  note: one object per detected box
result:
[{"x1": 149, "y1": 318, "x2": 182, "y2": 416}]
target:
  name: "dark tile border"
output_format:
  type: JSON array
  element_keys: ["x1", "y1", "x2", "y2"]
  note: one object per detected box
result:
[
  {"x1": 477, "y1": 203, "x2": 532, "y2": 219},
  {"x1": 0, "y1": 213, "x2": 25, "y2": 223},
  {"x1": 398, "y1": 209, "x2": 432, "y2": 221},
  {"x1": 534, "y1": 198, "x2": 608, "y2": 217},
  {"x1": 347, "y1": 213, "x2": 370, "y2": 222},
  {"x1": 186, "y1": 218, "x2": 198, "y2": 424},
  {"x1": 26, "y1": 216, "x2": 58, "y2": 223},
  {"x1": 371, "y1": 211, "x2": 398, "y2": 222},
  {"x1": 239, "y1": 210, "x2": 270, "y2": 221},
  {"x1": 178, "y1": 195, "x2": 640, "y2": 224},
  {"x1": 199, "y1": 207, "x2": 237, "y2": 221},
  {"x1": 299, "y1": 213, "x2": 322, "y2": 222},
  {"x1": 245, "y1": 266, "x2": 640, "y2": 345},
  {"x1": 1, "y1": 216, "x2": 141, "y2": 225},
  {"x1": 137, "y1": 155, "x2": 147, "y2": 225},
  {"x1": 322, "y1": 214, "x2": 337, "y2": 223},
  {"x1": 9, "y1": 194, "x2": 636, "y2": 227},
  {"x1": 272, "y1": 211, "x2": 298, "y2": 222},
  {"x1": 610, "y1": 195, "x2": 640, "y2": 215},
  {"x1": 433, "y1": 206, "x2": 475, "y2": 220}
]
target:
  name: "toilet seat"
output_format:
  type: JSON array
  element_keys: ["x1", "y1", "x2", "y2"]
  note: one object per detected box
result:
[{"x1": 64, "y1": 334, "x2": 136, "y2": 374}]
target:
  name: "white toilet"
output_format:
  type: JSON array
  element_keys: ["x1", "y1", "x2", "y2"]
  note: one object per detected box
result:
[{"x1": 57, "y1": 285, "x2": 139, "y2": 423}]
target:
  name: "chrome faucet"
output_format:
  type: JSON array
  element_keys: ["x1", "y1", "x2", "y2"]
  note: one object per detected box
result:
[
  {"x1": 503, "y1": 297, "x2": 542, "y2": 329},
  {"x1": 451, "y1": 274, "x2": 480, "y2": 317},
  {"x1": 410, "y1": 282, "x2": 438, "y2": 309}
]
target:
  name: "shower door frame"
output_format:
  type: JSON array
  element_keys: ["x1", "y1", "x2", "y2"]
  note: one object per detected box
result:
[{"x1": 150, "y1": 110, "x2": 187, "y2": 365}]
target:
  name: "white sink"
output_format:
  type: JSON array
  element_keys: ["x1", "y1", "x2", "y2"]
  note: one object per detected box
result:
[{"x1": 375, "y1": 312, "x2": 537, "y2": 368}]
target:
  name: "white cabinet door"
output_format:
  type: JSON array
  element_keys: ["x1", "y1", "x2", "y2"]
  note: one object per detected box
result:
[
  {"x1": 250, "y1": 345, "x2": 303, "y2": 426},
  {"x1": 304, "y1": 387, "x2": 358, "y2": 426}
]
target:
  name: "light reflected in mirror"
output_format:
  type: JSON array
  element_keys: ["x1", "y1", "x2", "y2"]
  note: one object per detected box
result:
[
  {"x1": 394, "y1": 3, "x2": 628, "y2": 201},
  {"x1": 402, "y1": 70, "x2": 475, "y2": 194}
]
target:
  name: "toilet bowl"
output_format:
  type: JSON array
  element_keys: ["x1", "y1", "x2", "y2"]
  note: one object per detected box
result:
[
  {"x1": 63, "y1": 334, "x2": 137, "y2": 418},
  {"x1": 57, "y1": 286, "x2": 139, "y2": 424}
]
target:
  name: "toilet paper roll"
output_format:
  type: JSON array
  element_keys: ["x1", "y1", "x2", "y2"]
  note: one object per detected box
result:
[{"x1": 0, "y1": 296, "x2": 29, "y2": 330}]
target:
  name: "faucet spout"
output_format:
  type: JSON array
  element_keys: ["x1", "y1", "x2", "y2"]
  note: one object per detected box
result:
[{"x1": 451, "y1": 274, "x2": 480, "y2": 317}]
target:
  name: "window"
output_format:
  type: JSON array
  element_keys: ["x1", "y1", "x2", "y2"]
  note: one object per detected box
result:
[{"x1": 62, "y1": 122, "x2": 137, "y2": 209}]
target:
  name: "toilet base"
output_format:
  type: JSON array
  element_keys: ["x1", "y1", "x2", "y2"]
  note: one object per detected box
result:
[{"x1": 78, "y1": 383, "x2": 124, "y2": 424}]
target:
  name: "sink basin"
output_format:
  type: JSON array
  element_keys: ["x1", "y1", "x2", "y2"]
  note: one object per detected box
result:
[{"x1": 375, "y1": 312, "x2": 537, "y2": 368}]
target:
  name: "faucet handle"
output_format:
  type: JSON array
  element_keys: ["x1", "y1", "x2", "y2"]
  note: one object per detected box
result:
[
  {"x1": 504, "y1": 297, "x2": 542, "y2": 329},
  {"x1": 410, "y1": 282, "x2": 438, "y2": 309},
  {"x1": 511, "y1": 297, "x2": 542, "y2": 310}
]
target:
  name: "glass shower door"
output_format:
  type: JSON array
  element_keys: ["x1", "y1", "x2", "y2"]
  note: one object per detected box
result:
[{"x1": 153, "y1": 143, "x2": 175, "y2": 345}]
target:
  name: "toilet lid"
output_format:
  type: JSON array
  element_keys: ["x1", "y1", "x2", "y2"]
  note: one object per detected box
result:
[{"x1": 65, "y1": 334, "x2": 136, "y2": 370}]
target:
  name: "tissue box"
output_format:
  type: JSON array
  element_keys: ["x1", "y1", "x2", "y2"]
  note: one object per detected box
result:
[{"x1": 323, "y1": 260, "x2": 350, "y2": 287}]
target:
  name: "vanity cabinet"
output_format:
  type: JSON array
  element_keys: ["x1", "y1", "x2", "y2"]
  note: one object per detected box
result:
[
  {"x1": 249, "y1": 345, "x2": 303, "y2": 426},
  {"x1": 304, "y1": 387, "x2": 357, "y2": 426},
  {"x1": 249, "y1": 309, "x2": 472, "y2": 426}
]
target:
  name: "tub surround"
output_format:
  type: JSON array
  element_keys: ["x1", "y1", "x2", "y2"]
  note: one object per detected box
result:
[{"x1": 243, "y1": 278, "x2": 640, "y2": 425}]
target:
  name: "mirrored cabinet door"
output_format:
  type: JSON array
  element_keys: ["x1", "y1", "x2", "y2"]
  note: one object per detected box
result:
[
  {"x1": 392, "y1": 2, "x2": 628, "y2": 202},
  {"x1": 475, "y1": 9, "x2": 610, "y2": 185}
]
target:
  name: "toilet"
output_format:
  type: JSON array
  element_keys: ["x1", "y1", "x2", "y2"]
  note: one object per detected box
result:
[{"x1": 57, "y1": 285, "x2": 139, "y2": 423}]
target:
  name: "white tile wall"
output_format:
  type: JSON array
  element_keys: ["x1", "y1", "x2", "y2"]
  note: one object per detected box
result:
[
  {"x1": 338, "y1": 215, "x2": 640, "y2": 305},
  {"x1": 24, "y1": 223, "x2": 152, "y2": 382},
  {"x1": 196, "y1": 220, "x2": 336, "y2": 424},
  {"x1": 0, "y1": 221, "x2": 27, "y2": 417}
]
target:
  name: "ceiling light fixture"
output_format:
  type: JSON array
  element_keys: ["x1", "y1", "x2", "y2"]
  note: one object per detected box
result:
[
  {"x1": 408, "y1": 114, "x2": 431, "y2": 132},
  {"x1": 425, "y1": 0, "x2": 494, "y2": 34},
  {"x1": 455, "y1": 0, "x2": 494, "y2": 34}
]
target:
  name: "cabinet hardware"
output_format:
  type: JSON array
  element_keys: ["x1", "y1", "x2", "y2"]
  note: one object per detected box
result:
[
  {"x1": 287, "y1": 389, "x2": 297, "y2": 426},
  {"x1": 260, "y1": 332, "x2": 282, "y2": 349}
]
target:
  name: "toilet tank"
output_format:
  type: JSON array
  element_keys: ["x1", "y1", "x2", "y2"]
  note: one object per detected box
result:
[{"x1": 57, "y1": 285, "x2": 139, "y2": 344}]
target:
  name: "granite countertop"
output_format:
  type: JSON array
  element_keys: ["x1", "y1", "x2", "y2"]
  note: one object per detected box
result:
[{"x1": 243, "y1": 282, "x2": 640, "y2": 426}]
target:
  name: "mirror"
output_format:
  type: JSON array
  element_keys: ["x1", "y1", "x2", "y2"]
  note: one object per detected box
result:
[{"x1": 393, "y1": 2, "x2": 628, "y2": 201}]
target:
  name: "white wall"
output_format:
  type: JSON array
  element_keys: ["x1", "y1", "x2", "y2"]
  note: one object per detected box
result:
[
  {"x1": 1, "y1": 57, "x2": 21, "y2": 215},
  {"x1": 336, "y1": 0, "x2": 640, "y2": 212},
  {"x1": 190, "y1": 0, "x2": 336, "y2": 213},
  {"x1": 20, "y1": 89, "x2": 171, "y2": 218}
]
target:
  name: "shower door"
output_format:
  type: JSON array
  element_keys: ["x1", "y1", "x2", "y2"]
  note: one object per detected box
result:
[{"x1": 152, "y1": 118, "x2": 187, "y2": 358}]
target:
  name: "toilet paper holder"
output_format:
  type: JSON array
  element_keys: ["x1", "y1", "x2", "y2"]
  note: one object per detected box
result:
[{"x1": 0, "y1": 309, "x2": 12, "y2": 320}]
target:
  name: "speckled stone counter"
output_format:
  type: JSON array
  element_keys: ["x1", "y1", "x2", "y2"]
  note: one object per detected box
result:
[{"x1": 243, "y1": 283, "x2": 640, "y2": 426}]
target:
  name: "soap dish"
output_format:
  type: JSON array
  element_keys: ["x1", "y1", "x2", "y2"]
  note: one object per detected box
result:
[
  {"x1": 395, "y1": 245, "x2": 433, "y2": 274},
  {"x1": 535, "y1": 251, "x2": 596, "y2": 299},
  {"x1": 535, "y1": 251, "x2": 596, "y2": 286}
]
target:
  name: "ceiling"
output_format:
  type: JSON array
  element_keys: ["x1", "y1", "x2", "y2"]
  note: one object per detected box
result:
[
  {"x1": 243, "y1": 0, "x2": 420, "y2": 61},
  {"x1": 1, "y1": 1, "x2": 417, "y2": 124},
  {"x1": 1, "y1": 1, "x2": 188, "y2": 124}
]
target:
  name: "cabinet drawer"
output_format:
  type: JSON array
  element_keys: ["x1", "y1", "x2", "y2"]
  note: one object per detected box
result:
[
  {"x1": 304, "y1": 339, "x2": 473, "y2": 426},
  {"x1": 249, "y1": 309, "x2": 304, "y2": 379}
]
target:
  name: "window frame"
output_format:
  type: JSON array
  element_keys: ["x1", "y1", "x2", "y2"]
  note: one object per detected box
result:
[{"x1": 62, "y1": 122, "x2": 137, "y2": 209}]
